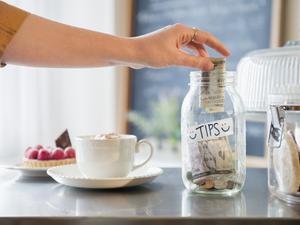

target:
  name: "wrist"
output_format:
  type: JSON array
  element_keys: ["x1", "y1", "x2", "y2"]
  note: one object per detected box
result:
[{"x1": 114, "y1": 37, "x2": 144, "y2": 68}]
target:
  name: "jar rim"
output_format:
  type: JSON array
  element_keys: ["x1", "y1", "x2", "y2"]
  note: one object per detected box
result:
[
  {"x1": 189, "y1": 71, "x2": 236, "y2": 86},
  {"x1": 268, "y1": 93, "x2": 300, "y2": 108}
]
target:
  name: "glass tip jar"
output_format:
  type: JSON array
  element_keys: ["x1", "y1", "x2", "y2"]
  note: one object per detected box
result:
[{"x1": 181, "y1": 58, "x2": 246, "y2": 196}]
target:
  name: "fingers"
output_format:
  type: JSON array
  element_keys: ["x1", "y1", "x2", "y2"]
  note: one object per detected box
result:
[
  {"x1": 173, "y1": 24, "x2": 230, "y2": 56},
  {"x1": 176, "y1": 52, "x2": 214, "y2": 71},
  {"x1": 186, "y1": 42, "x2": 209, "y2": 57},
  {"x1": 192, "y1": 30, "x2": 230, "y2": 56}
]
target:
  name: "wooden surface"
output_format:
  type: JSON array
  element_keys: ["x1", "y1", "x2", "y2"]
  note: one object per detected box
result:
[{"x1": 114, "y1": 0, "x2": 133, "y2": 133}]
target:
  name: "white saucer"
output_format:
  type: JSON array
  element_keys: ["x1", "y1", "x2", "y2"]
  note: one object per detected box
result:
[
  {"x1": 1, "y1": 163, "x2": 48, "y2": 177},
  {"x1": 47, "y1": 164, "x2": 163, "y2": 189}
]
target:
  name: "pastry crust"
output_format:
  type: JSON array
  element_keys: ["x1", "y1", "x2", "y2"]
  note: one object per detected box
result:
[{"x1": 23, "y1": 158, "x2": 76, "y2": 168}]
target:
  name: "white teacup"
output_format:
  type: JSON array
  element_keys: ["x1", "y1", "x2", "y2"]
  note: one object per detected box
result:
[{"x1": 75, "y1": 134, "x2": 153, "y2": 179}]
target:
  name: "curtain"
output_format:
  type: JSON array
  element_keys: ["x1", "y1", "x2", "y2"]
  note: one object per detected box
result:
[{"x1": 0, "y1": 0, "x2": 117, "y2": 162}]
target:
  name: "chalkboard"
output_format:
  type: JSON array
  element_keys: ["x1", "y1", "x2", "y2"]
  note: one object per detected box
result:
[{"x1": 130, "y1": 0, "x2": 272, "y2": 156}]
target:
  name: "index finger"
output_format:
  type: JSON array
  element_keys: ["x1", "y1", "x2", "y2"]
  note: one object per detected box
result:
[{"x1": 192, "y1": 30, "x2": 231, "y2": 56}]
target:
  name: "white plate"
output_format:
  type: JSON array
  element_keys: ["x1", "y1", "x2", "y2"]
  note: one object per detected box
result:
[
  {"x1": 47, "y1": 164, "x2": 163, "y2": 189},
  {"x1": 1, "y1": 163, "x2": 48, "y2": 177}
]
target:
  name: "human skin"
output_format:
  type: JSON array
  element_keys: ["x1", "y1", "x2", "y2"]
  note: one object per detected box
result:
[{"x1": 2, "y1": 14, "x2": 230, "y2": 70}]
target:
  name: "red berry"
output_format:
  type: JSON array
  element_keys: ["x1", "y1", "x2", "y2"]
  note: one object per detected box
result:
[
  {"x1": 35, "y1": 144, "x2": 44, "y2": 150},
  {"x1": 51, "y1": 148, "x2": 65, "y2": 160},
  {"x1": 37, "y1": 149, "x2": 50, "y2": 160},
  {"x1": 24, "y1": 146, "x2": 32, "y2": 156},
  {"x1": 26, "y1": 148, "x2": 38, "y2": 159},
  {"x1": 65, "y1": 147, "x2": 76, "y2": 158}
]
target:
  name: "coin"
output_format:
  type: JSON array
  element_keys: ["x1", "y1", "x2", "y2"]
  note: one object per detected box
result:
[
  {"x1": 226, "y1": 180, "x2": 235, "y2": 189},
  {"x1": 214, "y1": 179, "x2": 228, "y2": 190},
  {"x1": 200, "y1": 179, "x2": 215, "y2": 189}
]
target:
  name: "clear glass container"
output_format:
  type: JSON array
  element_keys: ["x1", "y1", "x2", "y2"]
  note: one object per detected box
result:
[
  {"x1": 237, "y1": 41, "x2": 300, "y2": 112},
  {"x1": 267, "y1": 93, "x2": 300, "y2": 203},
  {"x1": 181, "y1": 71, "x2": 246, "y2": 196}
]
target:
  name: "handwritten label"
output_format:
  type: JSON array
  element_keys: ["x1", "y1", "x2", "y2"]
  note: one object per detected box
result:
[{"x1": 187, "y1": 118, "x2": 233, "y2": 143}]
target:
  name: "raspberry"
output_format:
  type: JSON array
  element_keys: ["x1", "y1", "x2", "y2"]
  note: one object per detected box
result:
[
  {"x1": 24, "y1": 146, "x2": 32, "y2": 157},
  {"x1": 37, "y1": 149, "x2": 50, "y2": 160},
  {"x1": 26, "y1": 148, "x2": 38, "y2": 159},
  {"x1": 35, "y1": 144, "x2": 44, "y2": 150},
  {"x1": 65, "y1": 147, "x2": 76, "y2": 158},
  {"x1": 51, "y1": 148, "x2": 65, "y2": 160}
]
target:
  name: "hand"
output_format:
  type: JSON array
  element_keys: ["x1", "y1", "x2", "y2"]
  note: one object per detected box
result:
[{"x1": 131, "y1": 23, "x2": 230, "y2": 70}]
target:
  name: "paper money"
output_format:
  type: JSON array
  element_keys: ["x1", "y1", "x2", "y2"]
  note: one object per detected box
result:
[
  {"x1": 200, "y1": 57, "x2": 226, "y2": 113},
  {"x1": 189, "y1": 136, "x2": 234, "y2": 184}
]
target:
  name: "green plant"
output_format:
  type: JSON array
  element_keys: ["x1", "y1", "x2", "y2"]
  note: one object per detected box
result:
[{"x1": 128, "y1": 96, "x2": 181, "y2": 151}]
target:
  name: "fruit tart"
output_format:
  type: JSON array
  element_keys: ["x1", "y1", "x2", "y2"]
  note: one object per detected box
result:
[
  {"x1": 23, "y1": 129, "x2": 76, "y2": 168},
  {"x1": 23, "y1": 146, "x2": 76, "y2": 168}
]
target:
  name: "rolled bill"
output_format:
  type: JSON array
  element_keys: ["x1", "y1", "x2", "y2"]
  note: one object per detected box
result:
[{"x1": 200, "y1": 57, "x2": 226, "y2": 112}]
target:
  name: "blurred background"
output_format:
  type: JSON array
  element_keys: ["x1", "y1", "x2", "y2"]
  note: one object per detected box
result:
[{"x1": 0, "y1": 0, "x2": 299, "y2": 167}]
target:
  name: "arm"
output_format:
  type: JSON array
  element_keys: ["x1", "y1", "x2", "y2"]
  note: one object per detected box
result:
[
  {"x1": 2, "y1": 14, "x2": 138, "y2": 68},
  {"x1": 2, "y1": 14, "x2": 230, "y2": 70}
]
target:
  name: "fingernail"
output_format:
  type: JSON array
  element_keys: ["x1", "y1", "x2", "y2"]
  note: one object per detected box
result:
[{"x1": 225, "y1": 49, "x2": 231, "y2": 56}]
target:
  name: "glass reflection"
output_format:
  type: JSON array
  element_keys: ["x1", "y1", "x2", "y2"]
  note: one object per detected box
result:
[
  {"x1": 268, "y1": 195, "x2": 300, "y2": 217},
  {"x1": 181, "y1": 189, "x2": 246, "y2": 217},
  {"x1": 46, "y1": 184, "x2": 163, "y2": 216}
]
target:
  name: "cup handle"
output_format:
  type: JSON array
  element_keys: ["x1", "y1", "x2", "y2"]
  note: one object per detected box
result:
[{"x1": 133, "y1": 139, "x2": 154, "y2": 170}]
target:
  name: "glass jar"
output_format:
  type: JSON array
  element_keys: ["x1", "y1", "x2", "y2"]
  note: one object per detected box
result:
[
  {"x1": 267, "y1": 93, "x2": 300, "y2": 203},
  {"x1": 181, "y1": 190, "x2": 246, "y2": 216},
  {"x1": 181, "y1": 71, "x2": 246, "y2": 196}
]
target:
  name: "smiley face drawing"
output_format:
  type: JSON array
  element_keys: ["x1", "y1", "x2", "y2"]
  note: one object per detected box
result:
[
  {"x1": 189, "y1": 130, "x2": 197, "y2": 140},
  {"x1": 220, "y1": 122, "x2": 230, "y2": 132}
]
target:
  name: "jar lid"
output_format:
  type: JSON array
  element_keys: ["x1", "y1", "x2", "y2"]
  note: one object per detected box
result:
[
  {"x1": 236, "y1": 41, "x2": 300, "y2": 112},
  {"x1": 246, "y1": 43, "x2": 300, "y2": 58}
]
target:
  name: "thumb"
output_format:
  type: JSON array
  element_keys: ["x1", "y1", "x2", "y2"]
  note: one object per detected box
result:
[{"x1": 176, "y1": 52, "x2": 214, "y2": 71}]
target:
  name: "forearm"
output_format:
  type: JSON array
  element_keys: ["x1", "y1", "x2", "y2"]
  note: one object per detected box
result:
[{"x1": 2, "y1": 14, "x2": 140, "y2": 68}]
